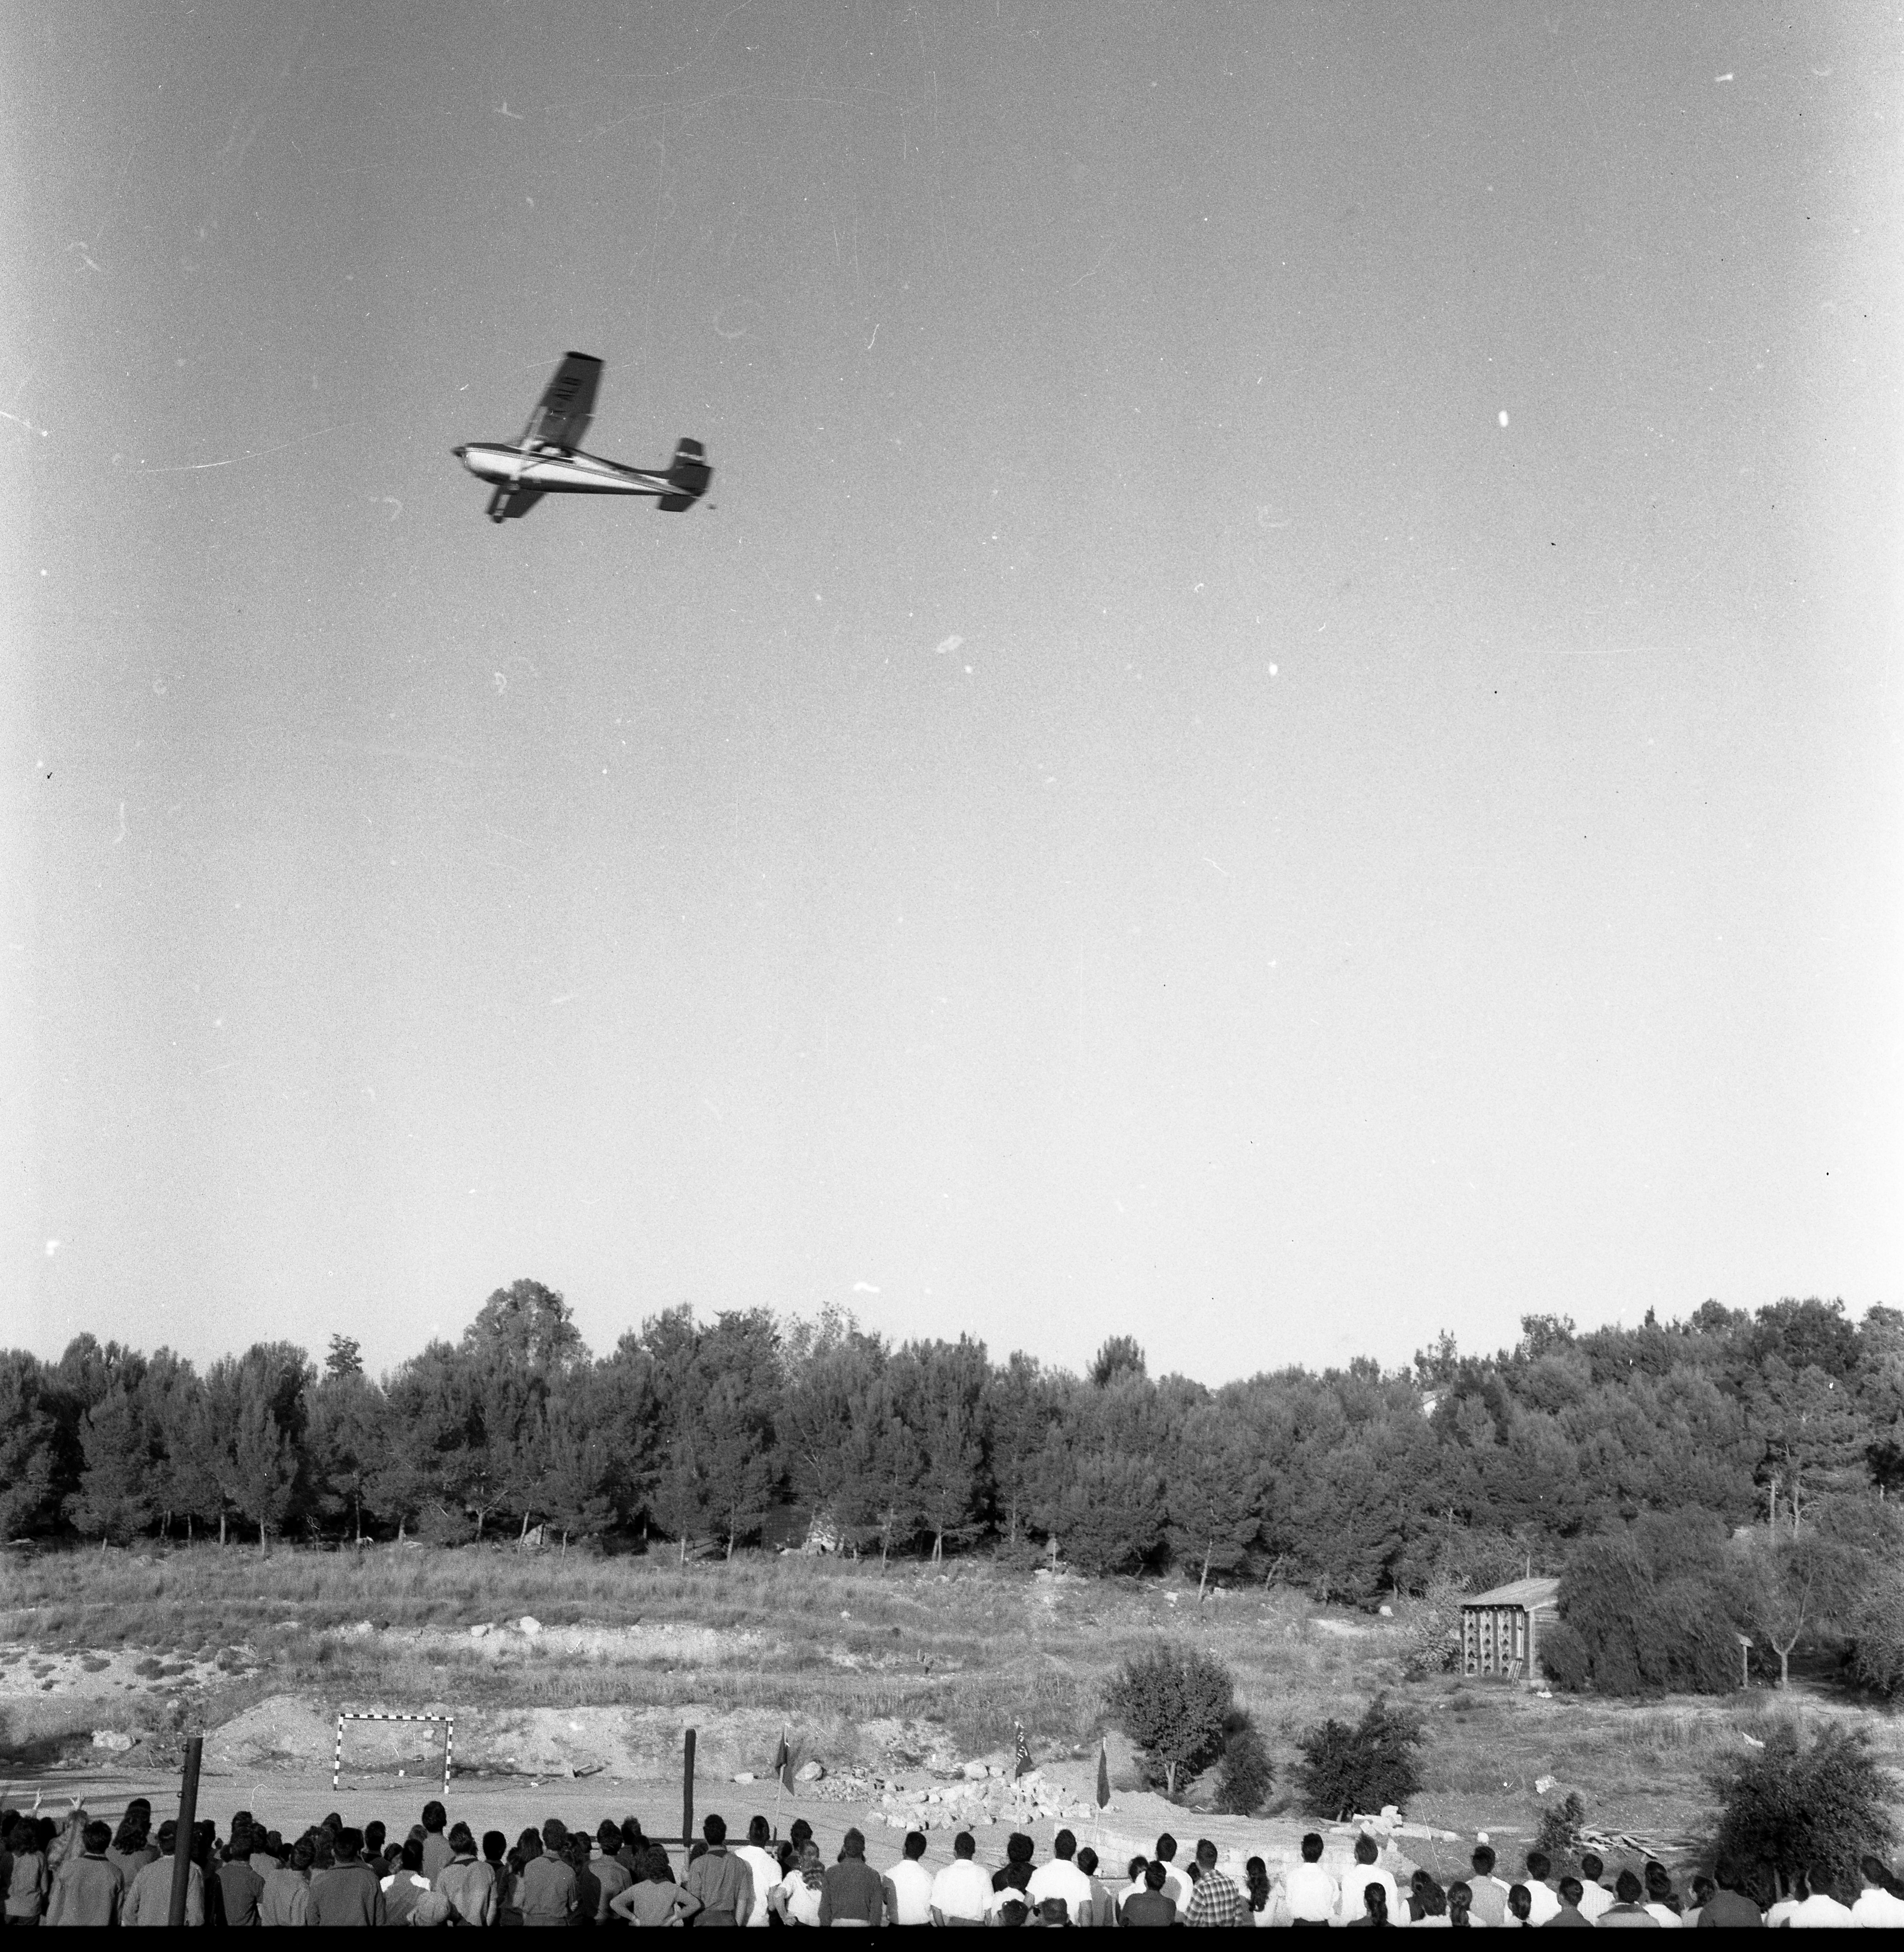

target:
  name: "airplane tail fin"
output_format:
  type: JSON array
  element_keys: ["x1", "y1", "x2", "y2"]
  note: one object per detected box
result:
[{"x1": 657, "y1": 436, "x2": 710, "y2": 511}]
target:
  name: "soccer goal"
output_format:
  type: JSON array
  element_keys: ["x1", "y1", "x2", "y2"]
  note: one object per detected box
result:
[{"x1": 332, "y1": 1712, "x2": 455, "y2": 1793}]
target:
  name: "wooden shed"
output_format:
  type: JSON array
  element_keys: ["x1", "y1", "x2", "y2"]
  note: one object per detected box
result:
[{"x1": 1461, "y1": 1575, "x2": 1561, "y2": 1679}]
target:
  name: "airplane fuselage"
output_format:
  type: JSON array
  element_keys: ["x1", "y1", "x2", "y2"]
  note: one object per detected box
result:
[{"x1": 454, "y1": 441, "x2": 673, "y2": 497}]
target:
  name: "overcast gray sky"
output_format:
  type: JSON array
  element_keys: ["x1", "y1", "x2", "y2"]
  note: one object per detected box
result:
[{"x1": 5, "y1": 1, "x2": 1899, "y2": 1383}]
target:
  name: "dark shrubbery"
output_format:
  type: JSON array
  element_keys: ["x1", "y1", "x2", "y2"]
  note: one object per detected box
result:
[
  {"x1": 1709, "y1": 1722, "x2": 1897, "y2": 1890},
  {"x1": 1533, "y1": 1791, "x2": 1586, "y2": 1872},
  {"x1": 1211, "y1": 1709, "x2": 1275, "y2": 1815},
  {"x1": 1544, "y1": 1512, "x2": 1747, "y2": 1695},
  {"x1": 1102, "y1": 1642, "x2": 1234, "y2": 1800},
  {"x1": 1293, "y1": 1693, "x2": 1424, "y2": 1820}
]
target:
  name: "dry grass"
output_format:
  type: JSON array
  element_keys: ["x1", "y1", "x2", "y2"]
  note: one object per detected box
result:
[{"x1": 7, "y1": 1544, "x2": 1903, "y2": 1861}]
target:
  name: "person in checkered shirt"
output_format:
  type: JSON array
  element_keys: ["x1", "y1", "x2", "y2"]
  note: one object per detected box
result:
[{"x1": 1184, "y1": 1839, "x2": 1247, "y2": 1927}]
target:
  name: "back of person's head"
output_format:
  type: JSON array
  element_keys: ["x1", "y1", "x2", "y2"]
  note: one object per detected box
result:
[
  {"x1": 1246, "y1": 1856, "x2": 1270, "y2": 1912},
  {"x1": 1861, "y1": 1853, "x2": 1893, "y2": 1889},
  {"x1": 112, "y1": 1810, "x2": 147, "y2": 1852},
  {"x1": 702, "y1": 1813, "x2": 726, "y2": 1846},
  {"x1": 1196, "y1": 1839, "x2": 1217, "y2": 1870},
  {"x1": 364, "y1": 1820, "x2": 386, "y2": 1854},
  {"x1": 1506, "y1": 1882, "x2": 1531, "y2": 1920},
  {"x1": 789, "y1": 1818, "x2": 812, "y2": 1849},
  {"x1": 1525, "y1": 1849, "x2": 1550, "y2": 1883},
  {"x1": 1144, "y1": 1860, "x2": 1168, "y2": 1892},
  {"x1": 1007, "y1": 1830, "x2": 1034, "y2": 1865},
  {"x1": 1644, "y1": 1859, "x2": 1671, "y2": 1896},
  {"x1": 156, "y1": 1819, "x2": 179, "y2": 1854},
  {"x1": 518, "y1": 1827, "x2": 543, "y2": 1858},
  {"x1": 687, "y1": 1840, "x2": 707, "y2": 1865},
  {"x1": 1448, "y1": 1881, "x2": 1473, "y2": 1923},
  {"x1": 748, "y1": 1815, "x2": 770, "y2": 1848},
  {"x1": 1471, "y1": 1842, "x2": 1496, "y2": 1876},
  {"x1": 543, "y1": 1817, "x2": 569, "y2": 1848},
  {"x1": 482, "y1": 1830, "x2": 506, "y2": 1864},
  {"x1": 83, "y1": 1819, "x2": 112, "y2": 1854},
  {"x1": 448, "y1": 1822, "x2": 475, "y2": 1855},
  {"x1": 645, "y1": 1845, "x2": 674, "y2": 1884},
  {"x1": 291, "y1": 1839, "x2": 315, "y2": 1873},
  {"x1": 841, "y1": 1826, "x2": 865, "y2": 1861},
  {"x1": 954, "y1": 1832, "x2": 976, "y2": 1860},
  {"x1": 1155, "y1": 1832, "x2": 1178, "y2": 1864},
  {"x1": 1422, "y1": 1883, "x2": 1447, "y2": 1918},
  {"x1": 1792, "y1": 1866, "x2": 1814, "y2": 1903},
  {"x1": 1054, "y1": 1828, "x2": 1076, "y2": 1861},
  {"x1": 1356, "y1": 1835, "x2": 1378, "y2": 1865},
  {"x1": 396, "y1": 1838, "x2": 420, "y2": 1873},
  {"x1": 1127, "y1": 1856, "x2": 1149, "y2": 1882},
  {"x1": 904, "y1": 1831, "x2": 926, "y2": 1860},
  {"x1": 1558, "y1": 1876, "x2": 1583, "y2": 1907},
  {"x1": 422, "y1": 1800, "x2": 446, "y2": 1833},
  {"x1": 1690, "y1": 1874, "x2": 1713, "y2": 1905},
  {"x1": 1615, "y1": 1868, "x2": 1643, "y2": 1903},
  {"x1": 999, "y1": 1897, "x2": 1028, "y2": 1926},
  {"x1": 572, "y1": 1835, "x2": 595, "y2": 1866},
  {"x1": 1039, "y1": 1897, "x2": 1071, "y2": 1925},
  {"x1": 1301, "y1": 1832, "x2": 1324, "y2": 1864},
  {"x1": 1077, "y1": 1847, "x2": 1098, "y2": 1877},
  {"x1": 337, "y1": 1827, "x2": 366, "y2": 1863},
  {"x1": 1364, "y1": 1882, "x2": 1388, "y2": 1925},
  {"x1": 1579, "y1": 1851, "x2": 1604, "y2": 1882}
]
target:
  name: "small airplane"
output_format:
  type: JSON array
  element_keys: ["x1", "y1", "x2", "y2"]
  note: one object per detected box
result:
[{"x1": 453, "y1": 352, "x2": 710, "y2": 523}]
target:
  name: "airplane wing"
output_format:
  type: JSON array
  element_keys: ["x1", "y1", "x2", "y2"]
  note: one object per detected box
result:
[
  {"x1": 487, "y1": 483, "x2": 546, "y2": 523},
  {"x1": 521, "y1": 352, "x2": 602, "y2": 452}
]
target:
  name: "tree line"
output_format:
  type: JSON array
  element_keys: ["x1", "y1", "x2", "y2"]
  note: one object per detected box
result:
[{"x1": 6, "y1": 1287, "x2": 1903, "y2": 1639}]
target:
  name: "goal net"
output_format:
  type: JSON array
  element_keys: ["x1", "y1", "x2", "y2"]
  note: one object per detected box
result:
[{"x1": 332, "y1": 1712, "x2": 455, "y2": 1793}]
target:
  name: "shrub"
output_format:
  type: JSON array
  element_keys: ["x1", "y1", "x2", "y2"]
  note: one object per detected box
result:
[
  {"x1": 1708, "y1": 1721, "x2": 1897, "y2": 1891},
  {"x1": 1211, "y1": 1709, "x2": 1275, "y2": 1815},
  {"x1": 1399, "y1": 1569, "x2": 1467, "y2": 1679},
  {"x1": 1101, "y1": 1641, "x2": 1234, "y2": 1800},
  {"x1": 1547, "y1": 1513, "x2": 1747, "y2": 1695},
  {"x1": 1293, "y1": 1692, "x2": 1424, "y2": 1820},
  {"x1": 1534, "y1": 1791, "x2": 1586, "y2": 1872}
]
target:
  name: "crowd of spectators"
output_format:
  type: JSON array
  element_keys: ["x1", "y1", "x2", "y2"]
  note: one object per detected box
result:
[{"x1": 7, "y1": 1793, "x2": 1904, "y2": 1925}]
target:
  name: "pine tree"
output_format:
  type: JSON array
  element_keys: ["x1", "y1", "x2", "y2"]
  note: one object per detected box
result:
[
  {"x1": 67, "y1": 1387, "x2": 153, "y2": 1544},
  {"x1": 218, "y1": 1391, "x2": 298, "y2": 1553},
  {"x1": 0, "y1": 1353, "x2": 59, "y2": 1536}
]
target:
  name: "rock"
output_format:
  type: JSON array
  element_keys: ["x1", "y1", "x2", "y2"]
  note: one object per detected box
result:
[
  {"x1": 962, "y1": 1760, "x2": 989, "y2": 1780},
  {"x1": 91, "y1": 1730, "x2": 135, "y2": 1751},
  {"x1": 796, "y1": 1760, "x2": 826, "y2": 1783},
  {"x1": 1534, "y1": 1774, "x2": 1556, "y2": 1795},
  {"x1": 469, "y1": 1623, "x2": 494, "y2": 1639},
  {"x1": 1379, "y1": 1604, "x2": 1393, "y2": 1617},
  {"x1": 733, "y1": 1772, "x2": 756, "y2": 1784},
  {"x1": 518, "y1": 1616, "x2": 543, "y2": 1636}
]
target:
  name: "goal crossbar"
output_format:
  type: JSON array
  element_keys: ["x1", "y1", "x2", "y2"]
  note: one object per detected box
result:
[{"x1": 332, "y1": 1712, "x2": 455, "y2": 1793}]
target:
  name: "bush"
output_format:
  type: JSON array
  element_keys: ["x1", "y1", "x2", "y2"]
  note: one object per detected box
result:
[
  {"x1": 1211, "y1": 1710, "x2": 1275, "y2": 1815},
  {"x1": 1102, "y1": 1641, "x2": 1234, "y2": 1800},
  {"x1": 1546, "y1": 1513, "x2": 1747, "y2": 1695},
  {"x1": 1709, "y1": 1722, "x2": 1897, "y2": 1891},
  {"x1": 1533, "y1": 1792, "x2": 1586, "y2": 1872},
  {"x1": 1399, "y1": 1569, "x2": 1467, "y2": 1679},
  {"x1": 1293, "y1": 1693, "x2": 1424, "y2": 1820}
]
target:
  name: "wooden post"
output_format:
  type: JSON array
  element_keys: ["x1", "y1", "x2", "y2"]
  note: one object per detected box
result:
[
  {"x1": 682, "y1": 1727, "x2": 697, "y2": 1847},
  {"x1": 168, "y1": 1734, "x2": 203, "y2": 1926}
]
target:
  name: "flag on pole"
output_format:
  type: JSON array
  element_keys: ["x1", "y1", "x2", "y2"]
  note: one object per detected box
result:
[
  {"x1": 1013, "y1": 1718, "x2": 1034, "y2": 1780},
  {"x1": 1095, "y1": 1737, "x2": 1110, "y2": 1810},
  {"x1": 773, "y1": 1728, "x2": 794, "y2": 1795}
]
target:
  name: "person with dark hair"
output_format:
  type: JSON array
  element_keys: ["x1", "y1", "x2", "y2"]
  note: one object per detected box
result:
[
  {"x1": 1640, "y1": 1860, "x2": 1683, "y2": 1925},
  {"x1": 682, "y1": 1812, "x2": 753, "y2": 1926},
  {"x1": 1030, "y1": 1829, "x2": 1094, "y2": 1926},
  {"x1": 123, "y1": 1820, "x2": 204, "y2": 1927},
  {"x1": 1151, "y1": 1834, "x2": 1191, "y2": 1915},
  {"x1": 1519, "y1": 1849, "x2": 1560, "y2": 1925},
  {"x1": 882, "y1": 1829, "x2": 934, "y2": 1925},
  {"x1": 565, "y1": 1832, "x2": 601, "y2": 1925},
  {"x1": 995, "y1": 1832, "x2": 1036, "y2": 1893},
  {"x1": 821, "y1": 1827, "x2": 885, "y2": 1928},
  {"x1": 1185, "y1": 1839, "x2": 1246, "y2": 1928},
  {"x1": 44, "y1": 1819, "x2": 121, "y2": 1928},
  {"x1": 1121, "y1": 1859, "x2": 1178, "y2": 1929},
  {"x1": 105, "y1": 1805, "x2": 157, "y2": 1891},
  {"x1": 929, "y1": 1831, "x2": 992, "y2": 1928},
  {"x1": 1505, "y1": 1883, "x2": 1532, "y2": 1926},
  {"x1": 1073, "y1": 1845, "x2": 1115, "y2": 1931},
  {"x1": 1283, "y1": 1832, "x2": 1337, "y2": 1928},
  {"x1": 1785, "y1": 1865, "x2": 1853, "y2": 1927},
  {"x1": 1695, "y1": 1857, "x2": 1762, "y2": 1929},
  {"x1": 1595, "y1": 1868, "x2": 1660, "y2": 1927},
  {"x1": 518, "y1": 1824, "x2": 577, "y2": 1926},
  {"x1": 1574, "y1": 1852, "x2": 1613, "y2": 1925},
  {"x1": 416, "y1": 1799, "x2": 451, "y2": 1884},
  {"x1": 1417, "y1": 1882, "x2": 1450, "y2": 1924},
  {"x1": 732, "y1": 1814, "x2": 780, "y2": 1931},
  {"x1": 1464, "y1": 1844, "x2": 1509, "y2": 1929},
  {"x1": 308, "y1": 1825, "x2": 385, "y2": 1926},
  {"x1": 1547, "y1": 1876, "x2": 1593, "y2": 1928},
  {"x1": 1850, "y1": 1854, "x2": 1904, "y2": 1928},
  {"x1": 996, "y1": 1896, "x2": 1029, "y2": 1927},
  {"x1": 612, "y1": 1849, "x2": 701, "y2": 1926},
  {"x1": 1242, "y1": 1855, "x2": 1272, "y2": 1926},
  {"x1": 1446, "y1": 1880, "x2": 1476, "y2": 1929},
  {"x1": 1336, "y1": 1836, "x2": 1400, "y2": 1928},
  {"x1": 1683, "y1": 1873, "x2": 1714, "y2": 1926},
  {"x1": 765, "y1": 1839, "x2": 822, "y2": 1927},
  {"x1": 216, "y1": 1824, "x2": 266, "y2": 1928},
  {"x1": 259, "y1": 1836, "x2": 314, "y2": 1926},
  {"x1": 379, "y1": 1836, "x2": 433, "y2": 1926},
  {"x1": 1116, "y1": 1857, "x2": 1151, "y2": 1923},
  {"x1": 1344, "y1": 1881, "x2": 1389, "y2": 1928},
  {"x1": 5, "y1": 1813, "x2": 49, "y2": 1925},
  {"x1": 589, "y1": 1820, "x2": 632, "y2": 1921},
  {"x1": 436, "y1": 1822, "x2": 497, "y2": 1928}
]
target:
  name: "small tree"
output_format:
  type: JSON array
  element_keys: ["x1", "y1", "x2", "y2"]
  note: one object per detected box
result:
[
  {"x1": 218, "y1": 1394, "x2": 298, "y2": 1553},
  {"x1": 1211, "y1": 1709, "x2": 1276, "y2": 1815},
  {"x1": 1294, "y1": 1693, "x2": 1425, "y2": 1820},
  {"x1": 1738, "y1": 1531, "x2": 1856, "y2": 1688},
  {"x1": 1534, "y1": 1792, "x2": 1586, "y2": 1873},
  {"x1": 1709, "y1": 1722, "x2": 1897, "y2": 1891},
  {"x1": 67, "y1": 1386, "x2": 153, "y2": 1545},
  {"x1": 1102, "y1": 1642, "x2": 1234, "y2": 1799}
]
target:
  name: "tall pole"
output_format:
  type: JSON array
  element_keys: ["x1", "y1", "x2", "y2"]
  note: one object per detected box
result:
[
  {"x1": 681, "y1": 1727, "x2": 696, "y2": 1847},
  {"x1": 168, "y1": 1735, "x2": 203, "y2": 1927}
]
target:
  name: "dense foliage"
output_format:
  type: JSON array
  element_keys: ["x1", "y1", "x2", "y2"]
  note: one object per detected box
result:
[
  {"x1": 1211, "y1": 1710, "x2": 1276, "y2": 1815},
  {"x1": 7, "y1": 1288, "x2": 1903, "y2": 1677},
  {"x1": 1293, "y1": 1693, "x2": 1425, "y2": 1820},
  {"x1": 1709, "y1": 1723, "x2": 1897, "y2": 1890},
  {"x1": 1101, "y1": 1642, "x2": 1235, "y2": 1799}
]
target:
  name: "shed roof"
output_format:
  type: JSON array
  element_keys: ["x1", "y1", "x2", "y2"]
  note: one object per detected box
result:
[{"x1": 1464, "y1": 1576, "x2": 1561, "y2": 1610}]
